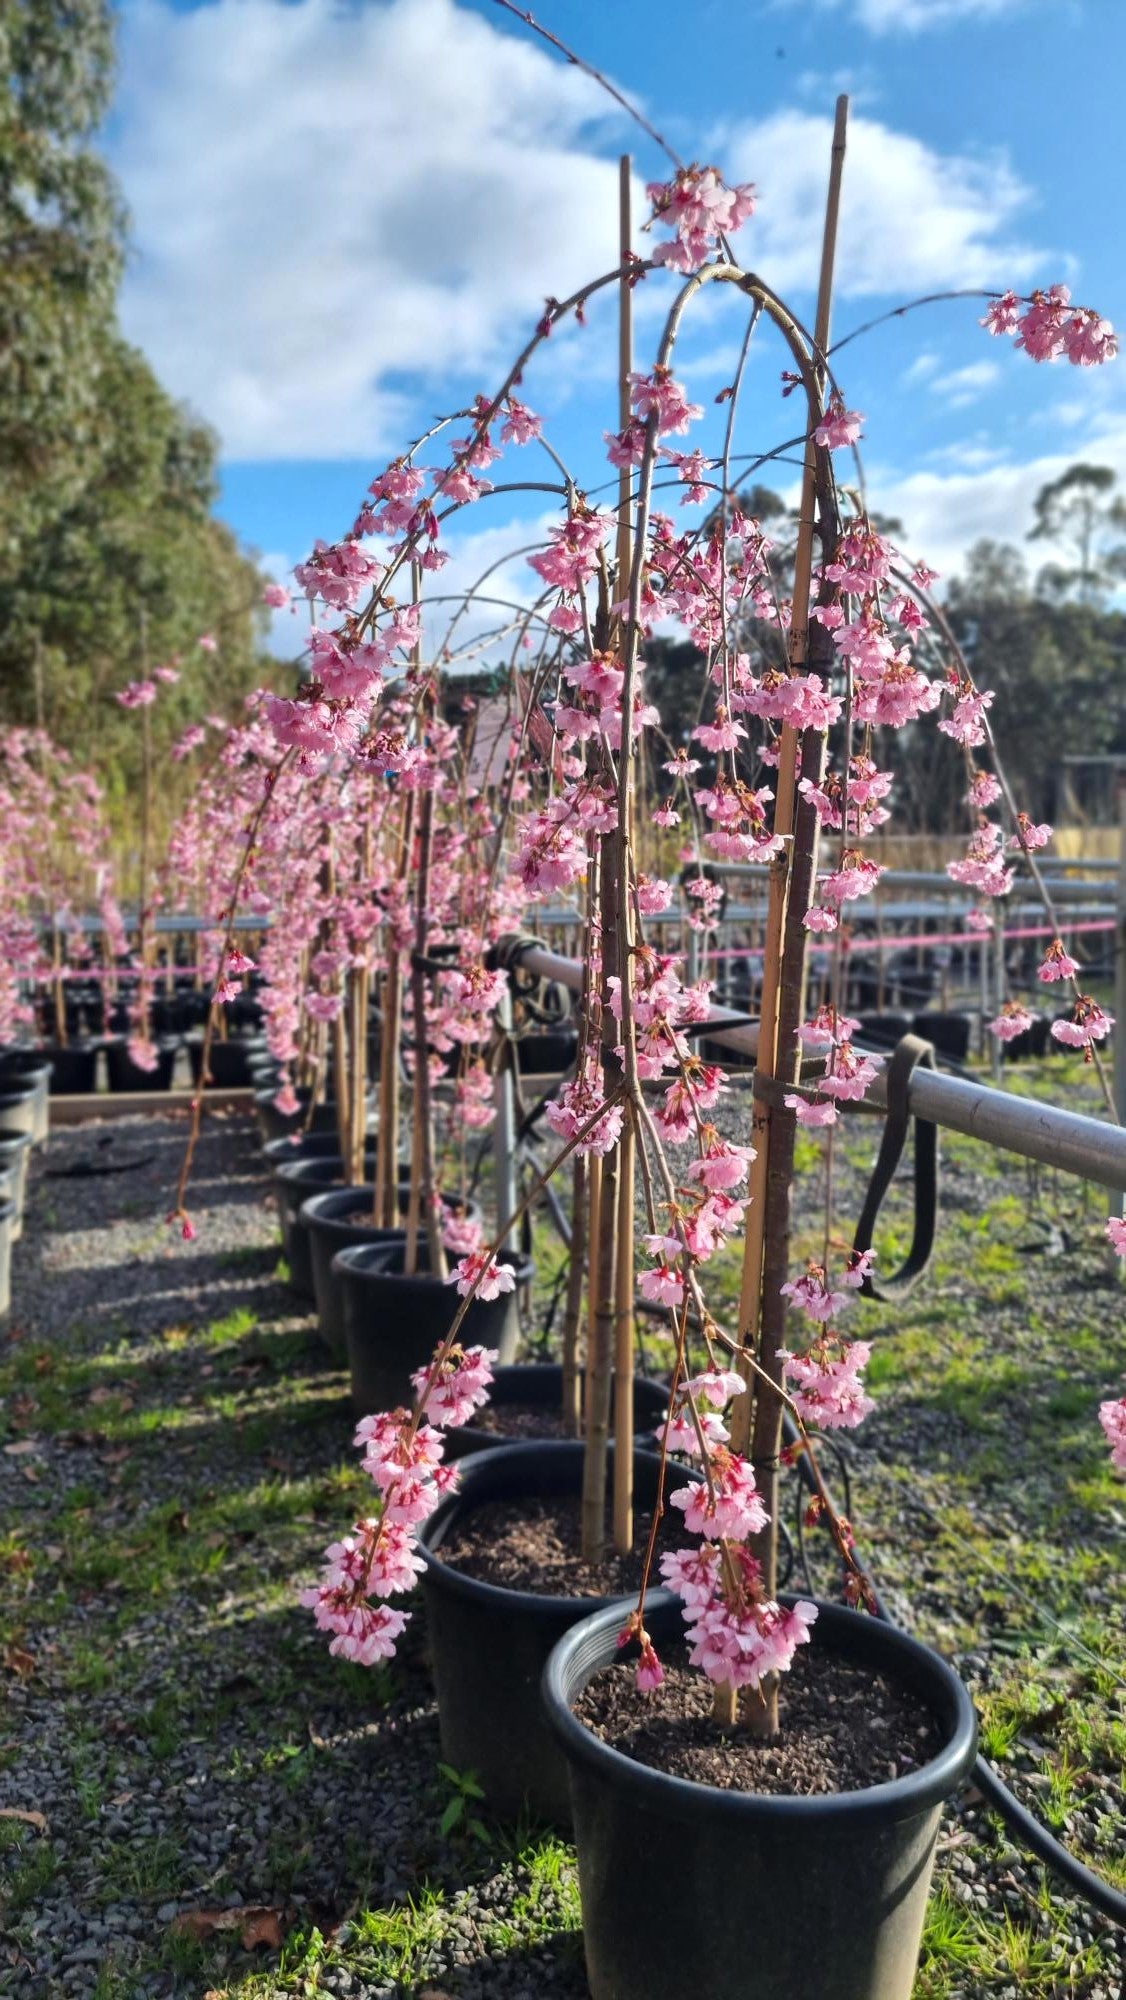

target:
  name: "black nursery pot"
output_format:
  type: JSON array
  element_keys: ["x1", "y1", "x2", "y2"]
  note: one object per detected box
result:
[
  {"x1": 418, "y1": 1440, "x2": 680, "y2": 1826},
  {"x1": 444, "y1": 1362, "x2": 668, "y2": 1460},
  {"x1": 544, "y1": 1595, "x2": 978, "y2": 2000},
  {"x1": 0, "y1": 1196, "x2": 13, "y2": 1319},
  {"x1": 273, "y1": 1149, "x2": 378, "y2": 1298},
  {"x1": 187, "y1": 1033, "x2": 268, "y2": 1088},
  {"x1": 253, "y1": 1086, "x2": 345, "y2": 1145},
  {"x1": 104, "y1": 1036, "x2": 179, "y2": 1093},
  {"x1": 300, "y1": 1183, "x2": 480, "y2": 1360},
  {"x1": 32, "y1": 1043, "x2": 98, "y2": 1096},
  {"x1": 336, "y1": 1242, "x2": 533, "y2": 1416}
]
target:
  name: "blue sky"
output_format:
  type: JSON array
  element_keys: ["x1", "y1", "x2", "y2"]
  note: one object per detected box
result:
[{"x1": 105, "y1": 0, "x2": 1125, "y2": 651}]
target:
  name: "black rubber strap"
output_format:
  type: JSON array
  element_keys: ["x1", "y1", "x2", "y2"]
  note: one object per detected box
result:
[{"x1": 852, "y1": 1033, "x2": 939, "y2": 1304}]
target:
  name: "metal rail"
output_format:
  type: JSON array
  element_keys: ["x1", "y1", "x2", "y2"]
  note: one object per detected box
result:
[{"x1": 512, "y1": 941, "x2": 1126, "y2": 1195}]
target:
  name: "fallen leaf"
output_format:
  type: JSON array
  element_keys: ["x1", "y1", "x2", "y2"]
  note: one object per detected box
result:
[
  {"x1": 3, "y1": 1647, "x2": 35, "y2": 1678},
  {"x1": 20, "y1": 1468, "x2": 39, "y2": 1485},
  {"x1": 98, "y1": 1447, "x2": 131, "y2": 1465},
  {"x1": 239, "y1": 1910, "x2": 284, "y2": 1951},
  {"x1": 32, "y1": 1354, "x2": 53, "y2": 1376},
  {"x1": 2, "y1": 1441, "x2": 39, "y2": 1457},
  {"x1": 0, "y1": 1808, "x2": 46, "y2": 1832},
  {"x1": 171, "y1": 1905, "x2": 288, "y2": 1952},
  {"x1": 2, "y1": 1549, "x2": 32, "y2": 1574}
]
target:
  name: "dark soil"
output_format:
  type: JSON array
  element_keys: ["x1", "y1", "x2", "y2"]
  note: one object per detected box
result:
[
  {"x1": 467, "y1": 1403, "x2": 575, "y2": 1440},
  {"x1": 439, "y1": 1492, "x2": 684, "y2": 1597},
  {"x1": 574, "y1": 1643, "x2": 944, "y2": 1794}
]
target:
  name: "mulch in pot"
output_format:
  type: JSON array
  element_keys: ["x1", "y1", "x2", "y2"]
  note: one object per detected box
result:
[
  {"x1": 440, "y1": 1491, "x2": 686, "y2": 1599},
  {"x1": 466, "y1": 1403, "x2": 579, "y2": 1442},
  {"x1": 573, "y1": 1642, "x2": 944, "y2": 1796}
]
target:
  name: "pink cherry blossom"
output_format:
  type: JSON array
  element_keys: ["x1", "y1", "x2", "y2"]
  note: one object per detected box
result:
[{"x1": 1100, "y1": 1397, "x2": 1126, "y2": 1473}]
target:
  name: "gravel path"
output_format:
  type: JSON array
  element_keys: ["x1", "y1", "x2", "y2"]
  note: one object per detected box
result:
[{"x1": 0, "y1": 1094, "x2": 1122, "y2": 1998}]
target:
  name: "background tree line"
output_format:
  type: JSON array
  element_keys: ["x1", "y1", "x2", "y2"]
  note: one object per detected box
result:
[
  {"x1": 0, "y1": 0, "x2": 281, "y2": 822},
  {"x1": 641, "y1": 463, "x2": 1126, "y2": 831}
]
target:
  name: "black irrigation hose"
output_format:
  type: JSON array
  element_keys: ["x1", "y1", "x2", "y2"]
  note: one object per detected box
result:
[{"x1": 782, "y1": 1411, "x2": 1126, "y2": 1928}]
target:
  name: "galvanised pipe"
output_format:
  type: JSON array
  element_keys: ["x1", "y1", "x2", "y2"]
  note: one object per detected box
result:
[{"x1": 511, "y1": 941, "x2": 1126, "y2": 1195}]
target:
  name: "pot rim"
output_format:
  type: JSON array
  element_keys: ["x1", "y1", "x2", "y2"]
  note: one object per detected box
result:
[
  {"x1": 419, "y1": 1439, "x2": 687, "y2": 1621},
  {"x1": 542, "y1": 1593, "x2": 977, "y2": 1827},
  {"x1": 332, "y1": 1240, "x2": 532, "y2": 1284},
  {"x1": 301, "y1": 1184, "x2": 479, "y2": 1231}
]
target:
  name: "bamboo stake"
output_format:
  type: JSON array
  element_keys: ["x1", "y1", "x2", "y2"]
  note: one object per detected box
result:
[
  {"x1": 560, "y1": 1152, "x2": 587, "y2": 1436},
  {"x1": 722, "y1": 96, "x2": 849, "y2": 1733},
  {"x1": 612, "y1": 154, "x2": 636, "y2": 1557},
  {"x1": 732, "y1": 94, "x2": 848, "y2": 1440}
]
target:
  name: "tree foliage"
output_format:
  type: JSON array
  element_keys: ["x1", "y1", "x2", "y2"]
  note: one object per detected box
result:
[{"x1": 0, "y1": 0, "x2": 278, "y2": 786}]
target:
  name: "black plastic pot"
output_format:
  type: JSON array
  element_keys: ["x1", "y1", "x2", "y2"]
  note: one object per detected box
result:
[
  {"x1": 418, "y1": 1440, "x2": 682, "y2": 1825},
  {"x1": 445, "y1": 1362, "x2": 669, "y2": 1459},
  {"x1": 31, "y1": 1043, "x2": 98, "y2": 1095},
  {"x1": 544, "y1": 1594, "x2": 978, "y2": 2000},
  {"x1": 337, "y1": 1243, "x2": 533, "y2": 1415},
  {"x1": 187, "y1": 1034, "x2": 268, "y2": 1088},
  {"x1": 273, "y1": 1149, "x2": 378, "y2": 1297},
  {"x1": 104, "y1": 1036, "x2": 179, "y2": 1093},
  {"x1": 0, "y1": 1134, "x2": 32, "y2": 1224},
  {"x1": 0, "y1": 1091, "x2": 38, "y2": 1141},
  {"x1": 515, "y1": 1029, "x2": 579, "y2": 1075},
  {"x1": 300, "y1": 1183, "x2": 480, "y2": 1359},
  {"x1": 262, "y1": 1131, "x2": 348, "y2": 1167},
  {"x1": 253, "y1": 1087, "x2": 344, "y2": 1145},
  {"x1": 856, "y1": 1012, "x2": 913, "y2": 1051},
  {"x1": 911, "y1": 1011, "x2": 971, "y2": 1063},
  {"x1": 0, "y1": 1197, "x2": 13, "y2": 1318}
]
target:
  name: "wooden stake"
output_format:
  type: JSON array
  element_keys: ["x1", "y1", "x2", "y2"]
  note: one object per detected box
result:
[
  {"x1": 611, "y1": 152, "x2": 637, "y2": 1558},
  {"x1": 723, "y1": 97, "x2": 849, "y2": 1735},
  {"x1": 560, "y1": 1152, "x2": 587, "y2": 1436}
]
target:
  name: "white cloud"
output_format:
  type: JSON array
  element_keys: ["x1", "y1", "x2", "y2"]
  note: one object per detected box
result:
[
  {"x1": 929, "y1": 358, "x2": 1002, "y2": 407},
  {"x1": 870, "y1": 415, "x2": 1126, "y2": 577},
  {"x1": 113, "y1": 0, "x2": 626, "y2": 459},
  {"x1": 725, "y1": 110, "x2": 1041, "y2": 297},
  {"x1": 786, "y1": 0, "x2": 1038, "y2": 33}
]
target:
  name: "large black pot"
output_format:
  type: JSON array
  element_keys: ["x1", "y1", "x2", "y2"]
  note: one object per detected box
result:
[
  {"x1": 0, "y1": 1196, "x2": 13, "y2": 1318},
  {"x1": 544, "y1": 1595, "x2": 978, "y2": 2000},
  {"x1": 300, "y1": 1183, "x2": 479, "y2": 1359},
  {"x1": 30, "y1": 1043, "x2": 99, "y2": 1095},
  {"x1": 337, "y1": 1243, "x2": 533, "y2": 1415},
  {"x1": 0, "y1": 1134, "x2": 32, "y2": 1225},
  {"x1": 515, "y1": 1029, "x2": 579, "y2": 1076},
  {"x1": 272, "y1": 1148, "x2": 379, "y2": 1297},
  {"x1": 445, "y1": 1362, "x2": 669, "y2": 1460},
  {"x1": 104, "y1": 1036, "x2": 179, "y2": 1093},
  {"x1": 253, "y1": 1086, "x2": 346, "y2": 1146},
  {"x1": 187, "y1": 1033, "x2": 268, "y2": 1088},
  {"x1": 0, "y1": 1090, "x2": 39, "y2": 1142},
  {"x1": 418, "y1": 1440, "x2": 683, "y2": 1825},
  {"x1": 911, "y1": 1011, "x2": 971, "y2": 1063}
]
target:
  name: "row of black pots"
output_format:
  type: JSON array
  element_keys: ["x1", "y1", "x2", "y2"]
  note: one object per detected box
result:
[
  {"x1": 299, "y1": 1183, "x2": 484, "y2": 1360},
  {"x1": 261, "y1": 1136, "x2": 976, "y2": 1997},
  {"x1": 415, "y1": 1439, "x2": 978, "y2": 2000}
]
